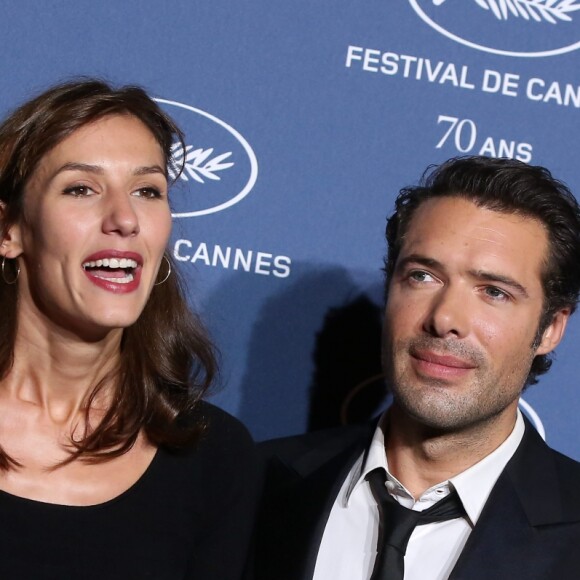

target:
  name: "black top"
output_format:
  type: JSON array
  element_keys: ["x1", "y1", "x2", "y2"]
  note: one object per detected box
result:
[{"x1": 0, "y1": 403, "x2": 259, "y2": 579}]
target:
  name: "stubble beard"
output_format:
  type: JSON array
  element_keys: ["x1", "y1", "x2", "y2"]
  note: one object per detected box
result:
[{"x1": 384, "y1": 336, "x2": 534, "y2": 434}]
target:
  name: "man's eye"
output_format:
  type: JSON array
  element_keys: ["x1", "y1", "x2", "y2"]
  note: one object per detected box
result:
[
  {"x1": 484, "y1": 286, "x2": 509, "y2": 301},
  {"x1": 408, "y1": 270, "x2": 434, "y2": 283}
]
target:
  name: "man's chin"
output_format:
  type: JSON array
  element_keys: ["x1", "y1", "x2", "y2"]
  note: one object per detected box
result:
[{"x1": 391, "y1": 392, "x2": 477, "y2": 433}]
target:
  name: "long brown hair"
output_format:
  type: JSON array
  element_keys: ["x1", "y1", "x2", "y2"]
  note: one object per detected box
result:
[{"x1": 0, "y1": 79, "x2": 216, "y2": 469}]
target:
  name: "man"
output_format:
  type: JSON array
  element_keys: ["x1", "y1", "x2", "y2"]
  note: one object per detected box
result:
[{"x1": 254, "y1": 156, "x2": 580, "y2": 580}]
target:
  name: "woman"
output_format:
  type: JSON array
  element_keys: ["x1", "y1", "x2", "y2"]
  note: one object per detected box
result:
[{"x1": 0, "y1": 79, "x2": 258, "y2": 579}]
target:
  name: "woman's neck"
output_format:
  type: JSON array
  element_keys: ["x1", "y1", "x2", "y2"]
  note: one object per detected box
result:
[{"x1": 2, "y1": 309, "x2": 122, "y2": 425}]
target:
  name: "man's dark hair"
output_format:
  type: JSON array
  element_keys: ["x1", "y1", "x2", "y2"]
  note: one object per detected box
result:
[{"x1": 385, "y1": 155, "x2": 580, "y2": 386}]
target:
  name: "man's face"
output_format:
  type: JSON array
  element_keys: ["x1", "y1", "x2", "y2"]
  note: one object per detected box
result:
[{"x1": 383, "y1": 196, "x2": 568, "y2": 432}]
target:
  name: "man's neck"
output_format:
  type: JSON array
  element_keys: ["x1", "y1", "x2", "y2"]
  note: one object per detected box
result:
[{"x1": 384, "y1": 405, "x2": 518, "y2": 499}]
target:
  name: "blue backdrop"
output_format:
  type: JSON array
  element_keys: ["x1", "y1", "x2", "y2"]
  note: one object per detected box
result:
[{"x1": 2, "y1": 0, "x2": 579, "y2": 456}]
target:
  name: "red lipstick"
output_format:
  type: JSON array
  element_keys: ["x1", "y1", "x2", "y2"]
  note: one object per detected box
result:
[{"x1": 82, "y1": 250, "x2": 143, "y2": 294}]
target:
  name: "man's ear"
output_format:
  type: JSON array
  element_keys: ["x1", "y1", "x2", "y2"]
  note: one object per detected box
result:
[
  {"x1": 0, "y1": 202, "x2": 23, "y2": 259},
  {"x1": 535, "y1": 308, "x2": 571, "y2": 356}
]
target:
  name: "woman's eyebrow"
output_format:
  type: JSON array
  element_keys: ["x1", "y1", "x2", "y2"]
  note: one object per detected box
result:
[{"x1": 50, "y1": 162, "x2": 166, "y2": 179}]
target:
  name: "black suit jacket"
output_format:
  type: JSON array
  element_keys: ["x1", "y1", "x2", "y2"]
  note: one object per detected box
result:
[{"x1": 254, "y1": 420, "x2": 580, "y2": 579}]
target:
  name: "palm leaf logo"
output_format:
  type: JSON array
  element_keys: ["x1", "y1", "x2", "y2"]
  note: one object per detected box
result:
[
  {"x1": 434, "y1": 0, "x2": 580, "y2": 23},
  {"x1": 169, "y1": 142, "x2": 235, "y2": 183}
]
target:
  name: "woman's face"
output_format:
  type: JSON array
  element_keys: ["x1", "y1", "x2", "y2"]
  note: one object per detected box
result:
[{"x1": 8, "y1": 114, "x2": 172, "y2": 339}]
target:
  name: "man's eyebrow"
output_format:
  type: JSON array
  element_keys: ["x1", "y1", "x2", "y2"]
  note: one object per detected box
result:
[
  {"x1": 469, "y1": 270, "x2": 529, "y2": 298},
  {"x1": 396, "y1": 254, "x2": 530, "y2": 297},
  {"x1": 395, "y1": 254, "x2": 444, "y2": 272}
]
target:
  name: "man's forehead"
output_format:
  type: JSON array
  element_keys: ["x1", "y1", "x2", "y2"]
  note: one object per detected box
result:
[
  {"x1": 400, "y1": 197, "x2": 549, "y2": 275},
  {"x1": 405, "y1": 197, "x2": 546, "y2": 239}
]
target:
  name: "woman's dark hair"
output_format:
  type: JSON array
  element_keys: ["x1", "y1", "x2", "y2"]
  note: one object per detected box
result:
[
  {"x1": 0, "y1": 78, "x2": 216, "y2": 469},
  {"x1": 385, "y1": 155, "x2": 580, "y2": 386}
]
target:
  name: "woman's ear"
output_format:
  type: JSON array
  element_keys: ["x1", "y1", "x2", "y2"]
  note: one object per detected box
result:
[{"x1": 0, "y1": 203, "x2": 23, "y2": 259}]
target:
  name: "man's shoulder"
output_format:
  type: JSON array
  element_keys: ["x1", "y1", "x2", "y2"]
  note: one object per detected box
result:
[
  {"x1": 547, "y1": 445, "x2": 580, "y2": 492},
  {"x1": 257, "y1": 422, "x2": 375, "y2": 485},
  {"x1": 507, "y1": 422, "x2": 580, "y2": 523},
  {"x1": 538, "y1": 442, "x2": 580, "y2": 507},
  {"x1": 259, "y1": 422, "x2": 374, "y2": 463},
  {"x1": 517, "y1": 420, "x2": 580, "y2": 481}
]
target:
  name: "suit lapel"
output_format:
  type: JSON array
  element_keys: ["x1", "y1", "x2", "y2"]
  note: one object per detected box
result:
[
  {"x1": 449, "y1": 420, "x2": 580, "y2": 579},
  {"x1": 257, "y1": 424, "x2": 373, "y2": 580},
  {"x1": 448, "y1": 466, "x2": 534, "y2": 579},
  {"x1": 288, "y1": 442, "x2": 367, "y2": 579}
]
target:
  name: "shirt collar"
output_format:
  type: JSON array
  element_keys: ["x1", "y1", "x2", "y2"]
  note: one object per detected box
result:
[
  {"x1": 343, "y1": 414, "x2": 389, "y2": 506},
  {"x1": 450, "y1": 410, "x2": 525, "y2": 525},
  {"x1": 343, "y1": 408, "x2": 525, "y2": 524}
]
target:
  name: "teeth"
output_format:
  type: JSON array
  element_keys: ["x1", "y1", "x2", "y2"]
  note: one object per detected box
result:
[
  {"x1": 93, "y1": 272, "x2": 135, "y2": 284},
  {"x1": 82, "y1": 258, "x2": 138, "y2": 270}
]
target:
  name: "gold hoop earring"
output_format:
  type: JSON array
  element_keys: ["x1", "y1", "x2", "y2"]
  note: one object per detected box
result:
[
  {"x1": 1, "y1": 256, "x2": 20, "y2": 285},
  {"x1": 154, "y1": 255, "x2": 172, "y2": 286}
]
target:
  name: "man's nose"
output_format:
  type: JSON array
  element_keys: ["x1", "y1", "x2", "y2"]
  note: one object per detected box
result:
[{"x1": 422, "y1": 284, "x2": 470, "y2": 339}]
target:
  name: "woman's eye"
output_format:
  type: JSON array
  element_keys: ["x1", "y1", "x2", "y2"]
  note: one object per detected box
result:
[
  {"x1": 134, "y1": 187, "x2": 163, "y2": 199},
  {"x1": 63, "y1": 185, "x2": 93, "y2": 197}
]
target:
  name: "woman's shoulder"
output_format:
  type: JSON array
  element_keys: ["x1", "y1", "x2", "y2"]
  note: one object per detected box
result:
[
  {"x1": 155, "y1": 402, "x2": 258, "y2": 493},
  {"x1": 183, "y1": 400, "x2": 257, "y2": 464},
  {"x1": 197, "y1": 400, "x2": 253, "y2": 440},
  {"x1": 184, "y1": 402, "x2": 260, "y2": 502}
]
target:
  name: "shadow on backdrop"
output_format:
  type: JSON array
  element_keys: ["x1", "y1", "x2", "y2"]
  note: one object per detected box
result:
[
  {"x1": 200, "y1": 261, "x2": 387, "y2": 441},
  {"x1": 308, "y1": 294, "x2": 386, "y2": 431}
]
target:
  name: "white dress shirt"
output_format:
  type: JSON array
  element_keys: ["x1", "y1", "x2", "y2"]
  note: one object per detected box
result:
[{"x1": 313, "y1": 411, "x2": 525, "y2": 580}]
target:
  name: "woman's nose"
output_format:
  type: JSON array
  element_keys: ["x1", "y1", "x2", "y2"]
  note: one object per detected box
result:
[{"x1": 101, "y1": 192, "x2": 140, "y2": 237}]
